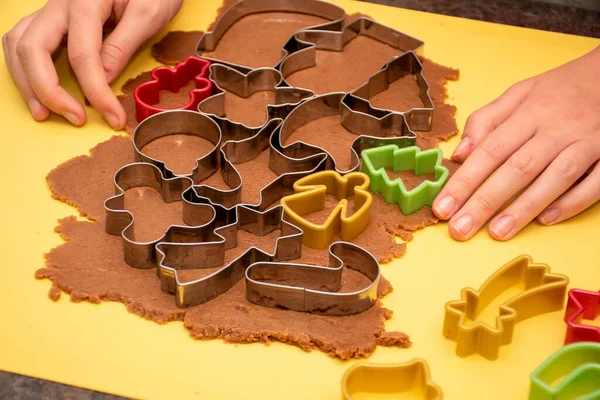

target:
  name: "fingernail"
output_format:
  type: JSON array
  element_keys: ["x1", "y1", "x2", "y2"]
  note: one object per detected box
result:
[
  {"x1": 28, "y1": 99, "x2": 44, "y2": 115},
  {"x1": 452, "y1": 137, "x2": 470, "y2": 158},
  {"x1": 451, "y1": 215, "x2": 474, "y2": 237},
  {"x1": 490, "y1": 215, "x2": 515, "y2": 239},
  {"x1": 63, "y1": 112, "x2": 81, "y2": 126},
  {"x1": 434, "y1": 195, "x2": 456, "y2": 219},
  {"x1": 104, "y1": 112, "x2": 121, "y2": 130},
  {"x1": 538, "y1": 208, "x2": 560, "y2": 225}
]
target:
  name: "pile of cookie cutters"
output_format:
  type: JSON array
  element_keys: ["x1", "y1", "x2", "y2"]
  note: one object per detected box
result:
[{"x1": 112, "y1": 0, "x2": 454, "y2": 318}]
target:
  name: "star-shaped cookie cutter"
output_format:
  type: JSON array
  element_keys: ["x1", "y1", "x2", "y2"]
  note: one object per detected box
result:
[
  {"x1": 529, "y1": 342, "x2": 600, "y2": 400},
  {"x1": 341, "y1": 358, "x2": 443, "y2": 400},
  {"x1": 195, "y1": 0, "x2": 347, "y2": 72},
  {"x1": 280, "y1": 17, "x2": 424, "y2": 89},
  {"x1": 272, "y1": 92, "x2": 417, "y2": 175},
  {"x1": 280, "y1": 170, "x2": 372, "y2": 249},
  {"x1": 360, "y1": 144, "x2": 449, "y2": 215},
  {"x1": 564, "y1": 289, "x2": 600, "y2": 344},
  {"x1": 134, "y1": 56, "x2": 212, "y2": 122},
  {"x1": 347, "y1": 51, "x2": 434, "y2": 132},
  {"x1": 442, "y1": 255, "x2": 569, "y2": 360}
]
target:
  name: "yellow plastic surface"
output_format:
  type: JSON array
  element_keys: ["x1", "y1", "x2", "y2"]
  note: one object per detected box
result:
[
  {"x1": 281, "y1": 171, "x2": 372, "y2": 249},
  {"x1": 0, "y1": 1, "x2": 599, "y2": 399}
]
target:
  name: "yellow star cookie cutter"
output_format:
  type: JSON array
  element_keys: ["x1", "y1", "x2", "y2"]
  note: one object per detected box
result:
[
  {"x1": 280, "y1": 170, "x2": 372, "y2": 249},
  {"x1": 341, "y1": 358, "x2": 443, "y2": 400},
  {"x1": 443, "y1": 255, "x2": 569, "y2": 360}
]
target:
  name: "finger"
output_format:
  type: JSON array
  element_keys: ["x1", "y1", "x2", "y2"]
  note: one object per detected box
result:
[
  {"x1": 68, "y1": 1, "x2": 125, "y2": 130},
  {"x1": 101, "y1": 0, "x2": 182, "y2": 83},
  {"x1": 537, "y1": 158, "x2": 600, "y2": 226},
  {"x1": 488, "y1": 140, "x2": 597, "y2": 240},
  {"x1": 447, "y1": 133, "x2": 564, "y2": 241},
  {"x1": 452, "y1": 79, "x2": 535, "y2": 161},
  {"x1": 3, "y1": 11, "x2": 51, "y2": 121},
  {"x1": 432, "y1": 107, "x2": 536, "y2": 220},
  {"x1": 17, "y1": 2, "x2": 86, "y2": 126}
]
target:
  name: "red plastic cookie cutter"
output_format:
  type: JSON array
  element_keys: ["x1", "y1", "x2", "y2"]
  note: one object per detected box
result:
[
  {"x1": 564, "y1": 288, "x2": 600, "y2": 344},
  {"x1": 134, "y1": 56, "x2": 213, "y2": 122}
]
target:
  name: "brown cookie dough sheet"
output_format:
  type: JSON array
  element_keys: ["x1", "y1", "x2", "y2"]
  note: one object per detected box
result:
[{"x1": 40, "y1": 1, "x2": 462, "y2": 359}]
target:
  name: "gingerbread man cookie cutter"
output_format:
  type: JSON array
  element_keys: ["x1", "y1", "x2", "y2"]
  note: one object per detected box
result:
[
  {"x1": 341, "y1": 358, "x2": 443, "y2": 400},
  {"x1": 443, "y1": 255, "x2": 569, "y2": 360},
  {"x1": 195, "y1": 0, "x2": 347, "y2": 72},
  {"x1": 280, "y1": 170, "x2": 372, "y2": 249}
]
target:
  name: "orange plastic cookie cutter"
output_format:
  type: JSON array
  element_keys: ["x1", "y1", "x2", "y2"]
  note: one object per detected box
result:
[
  {"x1": 280, "y1": 170, "x2": 372, "y2": 249},
  {"x1": 341, "y1": 358, "x2": 443, "y2": 400},
  {"x1": 443, "y1": 255, "x2": 569, "y2": 360}
]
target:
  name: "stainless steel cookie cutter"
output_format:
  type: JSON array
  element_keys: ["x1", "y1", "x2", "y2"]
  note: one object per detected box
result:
[
  {"x1": 195, "y1": 0, "x2": 347, "y2": 72},
  {"x1": 246, "y1": 241, "x2": 381, "y2": 316},
  {"x1": 198, "y1": 63, "x2": 314, "y2": 142},
  {"x1": 272, "y1": 92, "x2": 417, "y2": 174},
  {"x1": 104, "y1": 162, "x2": 216, "y2": 269},
  {"x1": 279, "y1": 17, "x2": 424, "y2": 89},
  {"x1": 156, "y1": 204, "x2": 302, "y2": 308},
  {"x1": 347, "y1": 51, "x2": 434, "y2": 132}
]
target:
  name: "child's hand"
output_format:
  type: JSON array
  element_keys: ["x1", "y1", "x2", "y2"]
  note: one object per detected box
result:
[
  {"x1": 2, "y1": 0, "x2": 182, "y2": 129},
  {"x1": 433, "y1": 45, "x2": 600, "y2": 241}
]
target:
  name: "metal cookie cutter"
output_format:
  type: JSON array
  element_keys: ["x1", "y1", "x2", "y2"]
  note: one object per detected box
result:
[
  {"x1": 346, "y1": 51, "x2": 434, "y2": 132},
  {"x1": 443, "y1": 255, "x2": 569, "y2": 360},
  {"x1": 134, "y1": 56, "x2": 212, "y2": 122},
  {"x1": 341, "y1": 358, "x2": 443, "y2": 400},
  {"x1": 156, "y1": 204, "x2": 303, "y2": 308},
  {"x1": 564, "y1": 289, "x2": 600, "y2": 344},
  {"x1": 272, "y1": 92, "x2": 417, "y2": 175},
  {"x1": 198, "y1": 63, "x2": 314, "y2": 142},
  {"x1": 529, "y1": 342, "x2": 600, "y2": 400},
  {"x1": 361, "y1": 144, "x2": 449, "y2": 215},
  {"x1": 279, "y1": 170, "x2": 372, "y2": 249},
  {"x1": 246, "y1": 241, "x2": 380, "y2": 316},
  {"x1": 195, "y1": 0, "x2": 347, "y2": 72},
  {"x1": 104, "y1": 162, "x2": 216, "y2": 269},
  {"x1": 280, "y1": 17, "x2": 424, "y2": 89}
]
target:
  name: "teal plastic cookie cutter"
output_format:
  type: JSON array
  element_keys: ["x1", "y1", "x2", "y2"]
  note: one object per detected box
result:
[
  {"x1": 360, "y1": 144, "x2": 449, "y2": 215},
  {"x1": 529, "y1": 342, "x2": 600, "y2": 400}
]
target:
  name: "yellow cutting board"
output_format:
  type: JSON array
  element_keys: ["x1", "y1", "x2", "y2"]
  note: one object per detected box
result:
[{"x1": 0, "y1": 0, "x2": 598, "y2": 399}]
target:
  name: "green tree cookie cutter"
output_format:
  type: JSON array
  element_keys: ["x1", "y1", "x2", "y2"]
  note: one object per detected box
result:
[
  {"x1": 360, "y1": 144, "x2": 449, "y2": 215},
  {"x1": 529, "y1": 342, "x2": 600, "y2": 400}
]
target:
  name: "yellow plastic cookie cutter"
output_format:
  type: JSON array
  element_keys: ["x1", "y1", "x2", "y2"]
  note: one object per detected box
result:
[
  {"x1": 443, "y1": 255, "x2": 570, "y2": 361},
  {"x1": 280, "y1": 170, "x2": 372, "y2": 249},
  {"x1": 341, "y1": 358, "x2": 443, "y2": 400}
]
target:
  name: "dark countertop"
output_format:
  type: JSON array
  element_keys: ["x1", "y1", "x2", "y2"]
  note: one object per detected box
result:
[{"x1": 3, "y1": 0, "x2": 598, "y2": 399}]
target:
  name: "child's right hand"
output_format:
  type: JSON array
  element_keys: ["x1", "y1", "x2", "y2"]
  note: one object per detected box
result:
[{"x1": 2, "y1": 0, "x2": 183, "y2": 130}]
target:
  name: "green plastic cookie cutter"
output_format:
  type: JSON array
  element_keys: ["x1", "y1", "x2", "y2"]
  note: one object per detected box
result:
[
  {"x1": 360, "y1": 144, "x2": 449, "y2": 215},
  {"x1": 529, "y1": 342, "x2": 600, "y2": 400}
]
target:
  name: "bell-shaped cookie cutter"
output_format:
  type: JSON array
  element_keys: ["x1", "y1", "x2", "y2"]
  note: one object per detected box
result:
[
  {"x1": 280, "y1": 170, "x2": 372, "y2": 249},
  {"x1": 195, "y1": 0, "x2": 347, "y2": 71},
  {"x1": 529, "y1": 342, "x2": 600, "y2": 400},
  {"x1": 341, "y1": 358, "x2": 443, "y2": 400},
  {"x1": 564, "y1": 289, "x2": 600, "y2": 344},
  {"x1": 134, "y1": 56, "x2": 213, "y2": 122},
  {"x1": 443, "y1": 255, "x2": 569, "y2": 360},
  {"x1": 360, "y1": 144, "x2": 449, "y2": 215}
]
